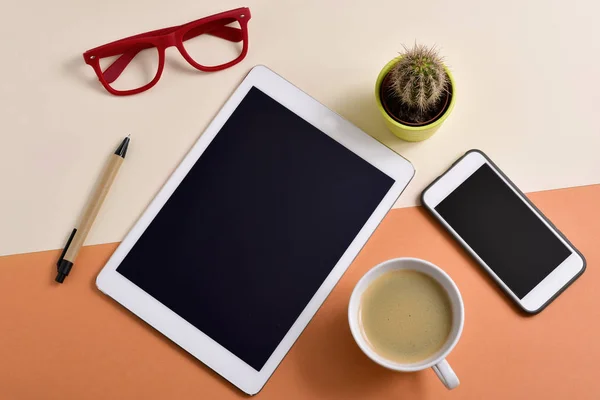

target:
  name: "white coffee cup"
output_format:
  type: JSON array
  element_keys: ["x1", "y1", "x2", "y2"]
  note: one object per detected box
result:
[{"x1": 348, "y1": 258, "x2": 464, "y2": 389}]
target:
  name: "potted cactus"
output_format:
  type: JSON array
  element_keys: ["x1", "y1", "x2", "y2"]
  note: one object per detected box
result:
[{"x1": 375, "y1": 44, "x2": 455, "y2": 142}]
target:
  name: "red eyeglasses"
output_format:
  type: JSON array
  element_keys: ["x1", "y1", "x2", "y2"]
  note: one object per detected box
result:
[{"x1": 83, "y1": 7, "x2": 251, "y2": 96}]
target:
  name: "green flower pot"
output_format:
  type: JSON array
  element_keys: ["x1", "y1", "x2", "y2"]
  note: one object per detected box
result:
[{"x1": 375, "y1": 57, "x2": 456, "y2": 142}]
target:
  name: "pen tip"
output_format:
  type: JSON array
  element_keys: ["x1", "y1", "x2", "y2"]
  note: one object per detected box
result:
[
  {"x1": 126, "y1": 134, "x2": 131, "y2": 139},
  {"x1": 115, "y1": 136, "x2": 130, "y2": 158}
]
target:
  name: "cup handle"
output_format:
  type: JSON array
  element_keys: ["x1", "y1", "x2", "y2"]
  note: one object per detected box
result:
[{"x1": 432, "y1": 359, "x2": 459, "y2": 389}]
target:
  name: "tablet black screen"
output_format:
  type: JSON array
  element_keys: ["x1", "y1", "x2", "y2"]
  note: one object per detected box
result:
[{"x1": 117, "y1": 87, "x2": 394, "y2": 370}]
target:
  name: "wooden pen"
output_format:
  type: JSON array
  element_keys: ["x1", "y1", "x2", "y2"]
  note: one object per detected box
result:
[{"x1": 56, "y1": 135, "x2": 130, "y2": 283}]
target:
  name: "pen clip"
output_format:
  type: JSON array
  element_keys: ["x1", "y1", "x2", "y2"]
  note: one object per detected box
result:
[{"x1": 57, "y1": 228, "x2": 77, "y2": 268}]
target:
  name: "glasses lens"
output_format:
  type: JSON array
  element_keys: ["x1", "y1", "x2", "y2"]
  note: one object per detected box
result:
[
  {"x1": 182, "y1": 18, "x2": 244, "y2": 67},
  {"x1": 99, "y1": 44, "x2": 159, "y2": 92}
]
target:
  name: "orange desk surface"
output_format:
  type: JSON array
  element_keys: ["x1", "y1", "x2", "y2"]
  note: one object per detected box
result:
[{"x1": 2, "y1": 185, "x2": 599, "y2": 400}]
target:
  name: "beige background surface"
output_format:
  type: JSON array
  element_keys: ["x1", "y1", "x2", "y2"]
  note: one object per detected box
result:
[{"x1": 1, "y1": 0, "x2": 599, "y2": 256}]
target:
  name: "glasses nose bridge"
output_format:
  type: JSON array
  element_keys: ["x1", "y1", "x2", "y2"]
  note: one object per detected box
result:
[{"x1": 160, "y1": 32, "x2": 178, "y2": 49}]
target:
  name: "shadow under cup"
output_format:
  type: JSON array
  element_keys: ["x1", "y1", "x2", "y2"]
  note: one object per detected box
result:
[{"x1": 348, "y1": 258, "x2": 464, "y2": 373}]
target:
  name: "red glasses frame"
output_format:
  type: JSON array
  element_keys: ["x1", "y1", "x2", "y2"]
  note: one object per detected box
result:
[{"x1": 83, "y1": 7, "x2": 251, "y2": 96}]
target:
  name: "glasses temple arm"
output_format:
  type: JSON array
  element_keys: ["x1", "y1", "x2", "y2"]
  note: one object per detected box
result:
[
  {"x1": 102, "y1": 43, "x2": 154, "y2": 84},
  {"x1": 182, "y1": 23, "x2": 243, "y2": 43}
]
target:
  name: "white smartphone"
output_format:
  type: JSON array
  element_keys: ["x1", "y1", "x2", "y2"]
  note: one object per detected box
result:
[{"x1": 421, "y1": 150, "x2": 585, "y2": 314}]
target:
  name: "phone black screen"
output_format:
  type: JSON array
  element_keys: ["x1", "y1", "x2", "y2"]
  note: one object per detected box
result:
[
  {"x1": 435, "y1": 163, "x2": 571, "y2": 299},
  {"x1": 116, "y1": 87, "x2": 395, "y2": 371}
]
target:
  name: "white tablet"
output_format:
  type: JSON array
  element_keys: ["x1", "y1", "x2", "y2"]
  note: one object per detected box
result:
[{"x1": 96, "y1": 65, "x2": 414, "y2": 395}]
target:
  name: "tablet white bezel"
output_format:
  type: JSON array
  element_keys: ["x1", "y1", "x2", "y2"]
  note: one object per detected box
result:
[
  {"x1": 422, "y1": 150, "x2": 584, "y2": 313},
  {"x1": 96, "y1": 65, "x2": 415, "y2": 395}
]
